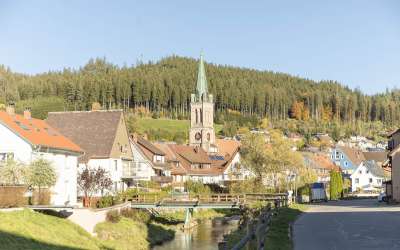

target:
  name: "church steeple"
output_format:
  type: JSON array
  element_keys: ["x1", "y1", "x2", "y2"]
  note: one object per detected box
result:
[{"x1": 196, "y1": 52, "x2": 208, "y2": 101}]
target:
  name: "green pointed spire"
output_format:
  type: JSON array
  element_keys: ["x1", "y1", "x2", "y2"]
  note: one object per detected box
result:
[{"x1": 196, "y1": 52, "x2": 208, "y2": 100}]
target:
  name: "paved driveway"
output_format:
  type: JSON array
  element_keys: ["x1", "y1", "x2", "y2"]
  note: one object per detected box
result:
[{"x1": 293, "y1": 199, "x2": 400, "y2": 250}]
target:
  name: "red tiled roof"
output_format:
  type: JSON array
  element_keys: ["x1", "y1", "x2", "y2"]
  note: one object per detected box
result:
[{"x1": 0, "y1": 111, "x2": 83, "y2": 153}]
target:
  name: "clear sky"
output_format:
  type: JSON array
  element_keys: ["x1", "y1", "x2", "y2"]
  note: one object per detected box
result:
[{"x1": 1, "y1": 1, "x2": 399, "y2": 94}]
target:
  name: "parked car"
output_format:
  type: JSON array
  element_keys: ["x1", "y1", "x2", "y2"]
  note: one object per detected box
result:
[{"x1": 310, "y1": 182, "x2": 328, "y2": 202}]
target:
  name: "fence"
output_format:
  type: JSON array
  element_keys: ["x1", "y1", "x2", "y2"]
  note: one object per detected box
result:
[
  {"x1": 0, "y1": 185, "x2": 50, "y2": 208},
  {"x1": 219, "y1": 194, "x2": 288, "y2": 250}
]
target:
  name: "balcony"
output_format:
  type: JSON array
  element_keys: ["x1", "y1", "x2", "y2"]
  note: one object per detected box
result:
[{"x1": 151, "y1": 176, "x2": 173, "y2": 183}]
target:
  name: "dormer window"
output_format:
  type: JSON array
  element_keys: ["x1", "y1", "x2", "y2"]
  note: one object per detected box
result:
[{"x1": 154, "y1": 155, "x2": 164, "y2": 163}]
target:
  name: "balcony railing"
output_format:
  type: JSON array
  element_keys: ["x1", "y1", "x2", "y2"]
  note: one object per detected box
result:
[{"x1": 151, "y1": 176, "x2": 173, "y2": 183}]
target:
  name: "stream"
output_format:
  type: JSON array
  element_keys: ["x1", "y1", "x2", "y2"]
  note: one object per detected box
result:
[{"x1": 153, "y1": 217, "x2": 240, "y2": 250}]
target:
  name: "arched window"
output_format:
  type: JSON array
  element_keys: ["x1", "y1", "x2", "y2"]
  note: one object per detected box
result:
[
  {"x1": 195, "y1": 109, "x2": 198, "y2": 124},
  {"x1": 200, "y1": 108, "x2": 203, "y2": 123}
]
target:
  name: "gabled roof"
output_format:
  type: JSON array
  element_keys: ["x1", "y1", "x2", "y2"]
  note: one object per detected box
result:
[
  {"x1": 216, "y1": 139, "x2": 240, "y2": 158},
  {"x1": 387, "y1": 128, "x2": 400, "y2": 138},
  {"x1": 0, "y1": 111, "x2": 82, "y2": 154},
  {"x1": 137, "y1": 137, "x2": 165, "y2": 156},
  {"x1": 170, "y1": 145, "x2": 211, "y2": 164},
  {"x1": 47, "y1": 110, "x2": 123, "y2": 162},
  {"x1": 154, "y1": 143, "x2": 188, "y2": 175},
  {"x1": 362, "y1": 160, "x2": 385, "y2": 178},
  {"x1": 337, "y1": 145, "x2": 365, "y2": 166},
  {"x1": 362, "y1": 151, "x2": 387, "y2": 163}
]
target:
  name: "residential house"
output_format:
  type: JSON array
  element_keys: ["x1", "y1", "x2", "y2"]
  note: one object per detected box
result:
[
  {"x1": 154, "y1": 142, "x2": 188, "y2": 191},
  {"x1": 0, "y1": 106, "x2": 83, "y2": 205},
  {"x1": 130, "y1": 135, "x2": 172, "y2": 186},
  {"x1": 47, "y1": 110, "x2": 133, "y2": 194},
  {"x1": 387, "y1": 128, "x2": 400, "y2": 202},
  {"x1": 350, "y1": 160, "x2": 385, "y2": 192},
  {"x1": 303, "y1": 153, "x2": 340, "y2": 183},
  {"x1": 331, "y1": 146, "x2": 365, "y2": 174}
]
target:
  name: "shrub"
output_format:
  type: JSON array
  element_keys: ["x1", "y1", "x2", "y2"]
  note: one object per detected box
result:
[
  {"x1": 98, "y1": 195, "x2": 114, "y2": 208},
  {"x1": 120, "y1": 208, "x2": 151, "y2": 223},
  {"x1": 106, "y1": 210, "x2": 121, "y2": 223},
  {"x1": 184, "y1": 180, "x2": 211, "y2": 195}
]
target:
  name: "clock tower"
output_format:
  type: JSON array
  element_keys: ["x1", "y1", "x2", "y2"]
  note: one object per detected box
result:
[{"x1": 189, "y1": 53, "x2": 216, "y2": 153}]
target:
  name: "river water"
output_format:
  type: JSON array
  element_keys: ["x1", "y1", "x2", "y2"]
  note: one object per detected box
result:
[{"x1": 153, "y1": 217, "x2": 240, "y2": 250}]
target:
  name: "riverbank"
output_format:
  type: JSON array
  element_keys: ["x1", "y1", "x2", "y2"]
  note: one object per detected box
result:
[{"x1": 225, "y1": 203, "x2": 308, "y2": 249}]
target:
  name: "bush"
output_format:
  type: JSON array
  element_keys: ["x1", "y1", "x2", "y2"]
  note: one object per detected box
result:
[
  {"x1": 106, "y1": 210, "x2": 121, "y2": 223},
  {"x1": 120, "y1": 208, "x2": 151, "y2": 223},
  {"x1": 184, "y1": 180, "x2": 211, "y2": 195},
  {"x1": 298, "y1": 185, "x2": 310, "y2": 196},
  {"x1": 97, "y1": 195, "x2": 114, "y2": 208}
]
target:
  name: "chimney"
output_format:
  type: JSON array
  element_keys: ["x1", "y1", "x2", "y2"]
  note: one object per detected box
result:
[
  {"x1": 24, "y1": 108, "x2": 31, "y2": 120},
  {"x1": 6, "y1": 103, "x2": 15, "y2": 116}
]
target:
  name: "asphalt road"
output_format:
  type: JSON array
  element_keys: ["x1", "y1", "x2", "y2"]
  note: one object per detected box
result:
[{"x1": 293, "y1": 199, "x2": 400, "y2": 250}]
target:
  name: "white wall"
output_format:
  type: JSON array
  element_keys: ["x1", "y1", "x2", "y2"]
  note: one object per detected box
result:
[
  {"x1": 131, "y1": 142, "x2": 156, "y2": 181},
  {"x1": 351, "y1": 164, "x2": 384, "y2": 192},
  {"x1": 0, "y1": 123, "x2": 78, "y2": 206}
]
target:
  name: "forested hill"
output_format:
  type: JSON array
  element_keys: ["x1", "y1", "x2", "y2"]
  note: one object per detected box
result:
[{"x1": 0, "y1": 55, "x2": 399, "y2": 125}]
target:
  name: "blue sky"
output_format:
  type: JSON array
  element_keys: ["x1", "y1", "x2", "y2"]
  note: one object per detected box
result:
[{"x1": 1, "y1": 1, "x2": 399, "y2": 94}]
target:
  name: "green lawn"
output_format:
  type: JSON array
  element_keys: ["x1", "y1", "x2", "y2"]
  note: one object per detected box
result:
[
  {"x1": 226, "y1": 203, "x2": 308, "y2": 250},
  {"x1": 0, "y1": 209, "x2": 105, "y2": 250},
  {"x1": 136, "y1": 117, "x2": 223, "y2": 136},
  {"x1": 95, "y1": 218, "x2": 174, "y2": 250},
  {"x1": 264, "y1": 203, "x2": 308, "y2": 250}
]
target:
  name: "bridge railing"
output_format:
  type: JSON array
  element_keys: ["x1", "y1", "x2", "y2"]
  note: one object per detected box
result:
[{"x1": 131, "y1": 193, "x2": 288, "y2": 207}]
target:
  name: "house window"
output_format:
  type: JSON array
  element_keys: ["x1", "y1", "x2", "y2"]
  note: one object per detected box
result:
[
  {"x1": 366, "y1": 170, "x2": 369, "y2": 174},
  {"x1": 355, "y1": 178, "x2": 359, "y2": 184},
  {"x1": 344, "y1": 161, "x2": 348, "y2": 167},
  {"x1": 0, "y1": 153, "x2": 14, "y2": 162},
  {"x1": 336, "y1": 151, "x2": 340, "y2": 159},
  {"x1": 377, "y1": 179, "x2": 382, "y2": 184},
  {"x1": 359, "y1": 170, "x2": 362, "y2": 174},
  {"x1": 369, "y1": 178, "x2": 373, "y2": 183},
  {"x1": 114, "y1": 160, "x2": 118, "y2": 171},
  {"x1": 341, "y1": 154, "x2": 344, "y2": 159}
]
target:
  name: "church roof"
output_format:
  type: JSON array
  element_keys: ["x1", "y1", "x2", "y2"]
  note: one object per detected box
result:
[{"x1": 196, "y1": 52, "x2": 208, "y2": 100}]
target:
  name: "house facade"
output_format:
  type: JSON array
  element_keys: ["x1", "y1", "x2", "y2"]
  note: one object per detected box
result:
[
  {"x1": 47, "y1": 110, "x2": 133, "y2": 194},
  {"x1": 350, "y1": 160, "x2": 385, "y2": 192},
  {"x1": 129, "y1": 136, "x2": 172, "y2": 185},
  {"x1": 0, "y1": 107, "x2": 83, "y2": 205},
  {"x1": 331, "y1": 146, "x2": 365, "y2": 174},
  {"x1": 388, "y1": 129, "x2": 400, "y2": 201}
]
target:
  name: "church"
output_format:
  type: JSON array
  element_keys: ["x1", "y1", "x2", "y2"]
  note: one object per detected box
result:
[{"x1": 159, "y1": 53, "x2": 252, "y2": 185}]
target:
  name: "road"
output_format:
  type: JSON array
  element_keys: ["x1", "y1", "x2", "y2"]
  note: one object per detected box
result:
[{"x1": 293, "y1": 199, "x2": 400, "y2": 250}]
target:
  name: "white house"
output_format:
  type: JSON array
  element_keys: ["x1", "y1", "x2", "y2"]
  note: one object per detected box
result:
[
  {"x1": 47, "y1": 110, "x2": 134, "y2": 194},
  {"x1": 0, "y1": 107, "x2": 83, "y2": 205},
  {"x1": 350, "y1": 160, "x2": 385, "y2": 192}
]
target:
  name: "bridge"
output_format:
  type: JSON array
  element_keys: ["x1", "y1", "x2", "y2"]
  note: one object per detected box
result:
[{"x1": 130, "y1": 193, "x2": 288, "y2": 229}]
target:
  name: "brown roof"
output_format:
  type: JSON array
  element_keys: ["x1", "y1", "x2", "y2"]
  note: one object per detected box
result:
[
  {"x1": 137, "y1": 137, "x2": 165, "y2": 156},
  {"x1": 170, "y1": 145, "x2": 211, "y2": 164},
  {"x1": 168, "y1": 145, "x2": 226, "y2": 175},
  {"x1": 337, "y1": 145, "x2": 365, "y2": 166},
  {"x1": 362, "y1": 151, "x2": 388, "y2": 163},
  {"x1": 0, "y1": 111, "x2": 83, "y2": 154},
  {"x1": 216, "y1": 139, "x2": 240, "y2": 158},
  {"x1": 47, "y1": 110, "x2": 123, "y2": 162},
  {"x1": 387, "y1": 128, "x2": 400, "y2": 138},
  {"x1": 313, "y1": 154, "x2": 340, "y2": 171}
]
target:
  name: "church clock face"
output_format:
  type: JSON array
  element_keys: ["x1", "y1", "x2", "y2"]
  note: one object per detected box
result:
[{"x1": 195, "y1": 132, "x2": 201, "y2": 141}]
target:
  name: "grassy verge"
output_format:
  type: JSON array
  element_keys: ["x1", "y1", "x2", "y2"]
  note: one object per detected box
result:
[
  {"x1": 95, "y1": 218, "x2": 174, "y2": 250},
  {"x1": 264, "y1": 203, "x2": 308, "y2": 250},
  {"x1": 0, "y1": 209, "x2": 105, "y2": 250},
  {"x1": 226, "y1": 204, "x2": 308, "y2": 250}
]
